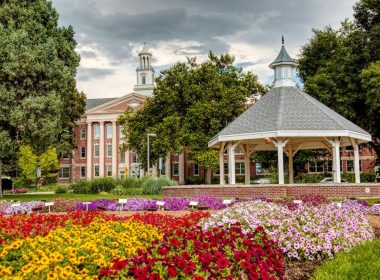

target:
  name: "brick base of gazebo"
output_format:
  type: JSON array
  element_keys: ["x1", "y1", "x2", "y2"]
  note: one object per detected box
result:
[{"x1": 163, "y1": 183, "x2": 380, "y2": 199}]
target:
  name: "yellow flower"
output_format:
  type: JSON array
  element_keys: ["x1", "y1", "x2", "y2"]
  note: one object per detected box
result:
[
  {"x1": 47, "y1": 272, "x2": 59, "y2": 280},
  {"x1": 0, "y1": 250, "x2": 8, "y2": 257}
]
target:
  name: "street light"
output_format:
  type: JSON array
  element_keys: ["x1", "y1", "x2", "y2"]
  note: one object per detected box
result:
[{"x1": 147, "y1": 133, "x2": 157, "y2": 176}]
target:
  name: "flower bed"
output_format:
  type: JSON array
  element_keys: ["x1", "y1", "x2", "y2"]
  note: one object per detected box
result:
[
  {"x1": 101, "y1": 223, "x2": 285, "y2": 279},
  {"x1": 200, "y1": 200, "x2": 374, "y2": 261}
]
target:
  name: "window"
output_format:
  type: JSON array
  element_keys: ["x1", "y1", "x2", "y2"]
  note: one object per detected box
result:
[
  {"x1": 120, "y1": 152, "x2": 125, "y2": 164},
  {"x1": 80, "y1": 166, "x2": 86, "y2": 178},
  {"x1": 142, "y1": 75, "x2": 146, "y2": 85},
  {"x1": 235, "y1": 162, "x2": 245, "y2": 175},
  {"x1": 94, "y1": 145, "x2": 99, "y2": 157},
  {"x1": 107, "y1": 145, "x2": 112, "y2": 157},
  {"x1": 256, "y1": 163, "x2": 264, "y2": 174},
  {"x1": 107, "y1": 125, "x2": 112, "y2": 139},
  {"x1": 160, "y1": 162, "x2": 166, "y2": 175},
  {"x1": 346, "y1": 160, "x2": 362, "y2": 173},
  {"x1": 215, "y1": 163, "x2": 228, "y2": 175},
  {"x1": 308, "y1": 161, "x2": 324, "y2": 173},
  {"x1": 94, "y1": 165, "x2": 99, "y2": 177},
  {"x1": 80, "y1": 128, "x2": 86, "y2": 139},
  {"x1": 94, "y1": 124, "x2": 100, "y2": 139},
  {"x1": 132, "y1": 152, "x2": 139, "y2": 163},
  {"x1": 327, "y1": 160, "x2": 343, "y2": 173},
  {"x1": 107, "y1": 165, "x2": 112, "y2": 176},
  {"x1": 234, "y1": 149, "x2": 243, "y2": 155},
  {"x1": 59, "y1": 167, "x2": 70, "y2": 179},
  {"x1": 61, "y1": 152, "x2": 69, "y2": 160},
  {"x1": 172, "y1": 163, "x2": 179, "y2": 176},
  {"x1": 193, "y1": 163, "x2": 199, "y2": 176},
  {"x1": 80, "y1": 147, "x2": 86, "y2": 158},
  {"x1": 119, "y1": 171, "x2": 125, "y2": 179}
]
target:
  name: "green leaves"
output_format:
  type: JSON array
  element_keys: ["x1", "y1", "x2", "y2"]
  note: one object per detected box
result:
[{"x1": 119, "y1": 52, "x2": 266, "y2": 171}]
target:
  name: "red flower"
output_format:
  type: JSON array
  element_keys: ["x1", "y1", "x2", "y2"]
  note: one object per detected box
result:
[
  {"x1": 134, "y1": 267, "x2": 148, "y2": 278},
  {"x1": 111, "y1": 260, "x2": 127, "y2": 271},
  {"x1": 149, "y1": 273, "x2": 161, "y2": 280},
  {"x1": 169, "y1": 238, "x2": 181, "y2": 248},
  {"x1": 241, "y1": 260, "x2": 252, "y2": 270},
  {"x1": 167, "y1": 267, "x2": 177, "y2": 277},
  {"x1": 192, "y1": 275, "x2": 205, "y2": 280},
  {"x1": 217, "y1": 257, "x2": 230, "y2": 269}
]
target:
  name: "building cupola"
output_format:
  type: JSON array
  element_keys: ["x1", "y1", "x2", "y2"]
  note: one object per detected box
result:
[
  {"x1": 269, "y1": 36, "x2": 296, "y2": 87},
  {"x1": 134, "y1": 43, "x2": 155, "y2": 96}
]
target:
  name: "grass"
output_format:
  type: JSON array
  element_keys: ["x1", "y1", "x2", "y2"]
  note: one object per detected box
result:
[
  {"x1": 361, "y1": 197, "x2": 380, "y2": 206},
  {"x1": 312, "y1": 239, "x2": 380, "y2": 280},
  {"x1": 0, "y1": 193, "x2": 163, "y2": 202}
]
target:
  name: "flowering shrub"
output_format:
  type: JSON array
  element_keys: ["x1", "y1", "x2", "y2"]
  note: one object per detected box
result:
[
  {"x1": 201, "y1": 200, "x2": 374, "y2": 260},
  {"x1": 102, "y1": 223, "x2": 285, "y2": 279},
  {"x1": 76, "y1": 199, "x2": 116, "y2": 211},
  {"x1": 0, "y1": 218, "x2": 162, "y2": 278},
  {"x1": 1, "y1": 201, "x2": 45, "y2": 215},
  {"x1": 49, "y1": 199, "x2": 82, "y2": 212},
  {"x1": 7, "y1": 188, "x2": 28, "y2": 194}
]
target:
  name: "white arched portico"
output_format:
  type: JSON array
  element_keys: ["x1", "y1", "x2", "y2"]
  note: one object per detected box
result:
[{"x1": 209, "y1": 38, "x2": 371, "y2": 185}]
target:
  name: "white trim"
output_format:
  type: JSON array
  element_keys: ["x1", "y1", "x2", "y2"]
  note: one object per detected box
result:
[{"x1": 208, "y1": 130, "x2": 371, "y2": 147}]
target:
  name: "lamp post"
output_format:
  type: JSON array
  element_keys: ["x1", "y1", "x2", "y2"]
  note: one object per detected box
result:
[{"x1": 147, "y1": 133, "x2": 157, "y2": 176}]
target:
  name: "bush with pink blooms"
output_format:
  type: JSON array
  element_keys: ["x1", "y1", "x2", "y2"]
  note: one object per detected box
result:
[{"x1": 201, "y1": 200, "x2": 374, "y2": 261}]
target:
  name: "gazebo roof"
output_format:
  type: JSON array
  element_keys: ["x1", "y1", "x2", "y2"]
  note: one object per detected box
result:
[
  {"x1": 269, "y1": 45, "x2": 295, "y2": 68},
  {"x1": 209, "y1": 86, "x2": 371, "y2": 148}
]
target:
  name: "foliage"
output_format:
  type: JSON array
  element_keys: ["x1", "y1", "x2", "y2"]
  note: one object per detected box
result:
[
  {"x1": 186, "y1": 176, "x2": 205, "y2": 185},
  {"x1": 18, "y1": 145, "x2": 58, "y2": 183},
  {"x1": 140, "y1": 176, "x2": 177, "y2": 195},
  {"x1": 298, "y1": 0, "x2": 380, "y2": 166},
  {"x1": 0, "y1": 130, "x2": 14, "y2": 197},
  {"x1": 119, "y1": 53, "x2": 266, "y2": 174},
  {"x1": 201, "y1": 200, "x2": 374, "y2": 261},
  {"x1": 342, "y1": 172, "x2": 377, "y2": 183},
  {"x1": 0, "y1": 0, "x2": 85, "y2": 159},
  {"x1": 312, "y1": 238, "x2": 380, "y2": 280},
  {"x1": 70, "y1": 179, "x2": 90, "y2": 194},
  {"x1": 103, "y1": 224, "x2": 285, "y2": 280},
  {"x1": 119, "y1": 176, "x2": 140, "y2": 188}
]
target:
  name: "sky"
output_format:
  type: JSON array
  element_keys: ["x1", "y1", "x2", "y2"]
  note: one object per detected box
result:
[{"x1": 52, "y1": 0, "x2": 357, "y2": 99}]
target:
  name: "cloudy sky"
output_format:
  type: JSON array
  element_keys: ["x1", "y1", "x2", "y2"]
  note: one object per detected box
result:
[{"x1": 52, "y1": 0, "x2": 357, "y2": 99}]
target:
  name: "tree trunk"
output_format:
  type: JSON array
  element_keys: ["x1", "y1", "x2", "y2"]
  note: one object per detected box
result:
[
  {"x1": 205, "y1": 169, "x2": 212, "y2": 184},
  {"x1": 0, "y1": 159, "x2": 3, "y2": 198}
]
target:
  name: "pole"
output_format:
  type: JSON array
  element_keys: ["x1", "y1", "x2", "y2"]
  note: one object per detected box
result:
[
  {"x1": 147, "y1": 133, "x2": 150, "y2": 176},
  {"x1": 35, "y1": 160, "x2": 38, "y2": 191}
]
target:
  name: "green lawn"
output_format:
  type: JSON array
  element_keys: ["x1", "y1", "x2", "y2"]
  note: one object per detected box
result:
[
  {"x1": 1, "y1": 193, "x2": 163, "y2": 202},
  {"x1": 361, "y1": 197, "x2": 380, "y2": 206}
]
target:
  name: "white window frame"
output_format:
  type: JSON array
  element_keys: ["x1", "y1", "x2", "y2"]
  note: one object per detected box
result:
[
  {"x1": 94, "y1": 124, "x2": 100, "y2": 139},
  {"x1": 80, "y1": 128, "x2": 86, "y2": 139},
  {"x1": 235, "y1": 162, "x2": 245, "y2": 175},
  {"x1": 94, "y1": 145, "x2": 100, "y2": 157},
  {"x1": 80, "y1": 147, "x2": 86, "y2": 158},
  {"x1": 346, "y1": 159, "x2": 362, "y2": 173},
  {"x1": 107, "y1": 144, "x2": 112, "y2": 157},
  {"x1": 308, "y1": 161, "x2": 324, "y2": 173},
  {"x1": 106, "y1": 124, "x2": 112, "y2": 139},
  {"x1": 94, "y1": 165, "x2": 99, "y2": 177},
  {"x1": 80, "y1": 166, "x2": 86, "y2": 178},
  {"x1": 120, "y1": 152, "x2": 125, "y2": 164},
  {"x1": 59, "y1": 167, "x2": 70, "y2": 179},
  {"x1": 107, "y1": 165, "x2": 112, "y2": 176},
  {"x1": 172, "y1": 163, "x2": 179, "y2": 176}
]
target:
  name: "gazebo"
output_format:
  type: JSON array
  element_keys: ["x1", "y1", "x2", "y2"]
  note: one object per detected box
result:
[{"x1": 208, "y1": 39, "x2": 372, "y2": 185}]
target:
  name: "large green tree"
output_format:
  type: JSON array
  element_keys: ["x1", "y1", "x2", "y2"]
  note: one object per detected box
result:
[
  {"x1": 0, "y1": 0, "x2": 85, "y2": 162},
  {"x1": 0, "y1": 130, "x2": 14, "y2": 197},
  {"x1": 119, "y1": 52, "x2": 266, "y2": 182},
  {"x1": 298, "y1": 0, "x2": 380, "y2": 168}
]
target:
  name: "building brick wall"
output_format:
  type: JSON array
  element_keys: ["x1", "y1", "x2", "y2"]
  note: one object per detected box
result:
[{"x1": 163, "y1": 183, "x2": 380, "y2": 198}]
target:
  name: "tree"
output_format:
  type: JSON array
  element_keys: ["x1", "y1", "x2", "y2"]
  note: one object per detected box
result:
[
  {"x1": 18, "y1": 145, "x2": 58, "y2": 184},
  {"x1": 298, "y1": 0, "x2": 380, "y2": 168},
  {"x1": 0, "y1": 130, "x2": 14, "y2": 197},
  {"x1": 0, "y1": 0, "x2": 85, "y2": 162},
  {"x1": 119, "y1": 52, "x2": 266, "y2": 182}
]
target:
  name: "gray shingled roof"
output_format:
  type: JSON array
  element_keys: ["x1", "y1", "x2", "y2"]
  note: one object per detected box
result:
[
  {"x1": 210, "y1": 86, "x2": 371, "y2": 145},
  {"x1": 86, "y1": 98, "x2": 116, "y2": 110},
  {"x1": 269, "y1": 45, "x2": 295, "y2": 67}
]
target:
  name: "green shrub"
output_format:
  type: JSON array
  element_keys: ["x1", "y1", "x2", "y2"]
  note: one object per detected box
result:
[
  {"x1": 361, "y1": 172, "x2": 376, "y2": 182},
  {"x1": 70, "y1": 179, "x2": 90, "y2": 194},
  {"x1": 312, "y1": 239, "x2": 380, "y2": 280},
  {"x1": 186, "y1": 176, "x2": 205, "y2": 185},
  {"x1": 294, "y1": 173, "x2": 325, "y2": 183},
  {"x1": 88, "y1": 177, "x2": 117, "y2": 194},
  {"x1": 55, "y1": 185, "x2": 67, "y2": 194},
  {"x1": 141, "y1": 176, "x2": 177, "y2": 195},
  {"x1": 119, "y1": 176, "x2": 141, "y2": 188}
]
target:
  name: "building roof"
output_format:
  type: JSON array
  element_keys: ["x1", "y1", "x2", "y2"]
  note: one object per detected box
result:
[
  {"x1": 86, "y1": 98, "x2": 116, "y2": 110},
  {"x1": 269, "y1": 45, "x2": 295, "y2": 68},
  {"x1": 209, "y1": 86, "x2": 371, "y2": 147},
  {"x1": 139, "y1": 42, "x2": 151, "y2": 55}
]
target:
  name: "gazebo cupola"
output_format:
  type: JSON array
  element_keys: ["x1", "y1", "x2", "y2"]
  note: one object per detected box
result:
[
  {"x1": 208, "y1": 37, "x2": 372, "y2": 185},
  {"x1": 269, "y1": 37, "x2": 297, "y2": 87}
]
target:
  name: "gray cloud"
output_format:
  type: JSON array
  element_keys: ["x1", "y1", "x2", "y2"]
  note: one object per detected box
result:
[{"x1": 77, "y1": 68, "x2": 115, "y2": 81}]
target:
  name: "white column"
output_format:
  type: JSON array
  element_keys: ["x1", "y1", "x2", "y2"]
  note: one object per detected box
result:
[
  {"x1": 332, "y1": 139, "x2": 341, "y2": 183},
  {"x1": 219, "y1": 150, "x2": 225, "y2": 185},
  {"x1": 179, "y1": 153, "x2": 185, "y2": 185},
  {"x1": 112, "y1": 122, "x2": 117, "y2": 177},
  {"x1": 228, "y1": 143, "x2": 236, "y2": 184},
  {"x1": 353, "y1": 141, "x2": 360, "y2": 183},
  {"x1": 277, "y1": 140, "x2": 285, "y2": 184},
  {"x1": 165, "y1": 153, "x2": 171, "y2": 177},
  {"x1": 125, "y1": 150, "x2": 130, "y2": 176},
  {"x1": 152, "y1": 164, "x2": 158, "y2": 176},
  {"x1": 244, "y1": 147, "x2": 251, "y2": 185},
  {"x1": 288, "y1": 145, "x2": 294, "y2": 184},
  {"x1": 86, "y1": 122, "x2": 92, "y2": 180},
  {"x1": 99, "y1": 121, "x2": 105, "y2": 177}
]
